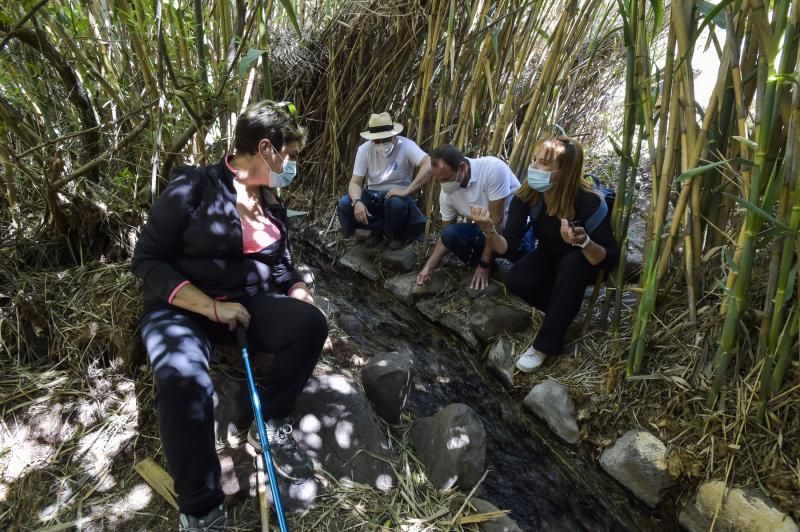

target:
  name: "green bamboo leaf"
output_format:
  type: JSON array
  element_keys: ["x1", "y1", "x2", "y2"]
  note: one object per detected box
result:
[
  {"x1": 675, "y1": 157, "x2": 753, "y2": 183},
  {"x1": 768, "y1": 73, "x2": 800, "y2": 86},
  {"x1": 722, "y1": 192, "x2": 795, "y2": 234},
  {"x1": 277, "y1": 0, "x2": 302, "y2": 38},
  {"x1": 696, "y1": 0, "x2": 728, "y2": 28},
  {"x1": 238, "y1": 48, "x2": 265, "y2": 79},
  {"x1": 732, "y1": 135, "x2": 757, "y2": 150},
  {"x1": 648, "y1": 0, "x2": 663, "y2": 40},
  {"x1": 615, "y1": 0, "x2": 633, "y2": 46}
]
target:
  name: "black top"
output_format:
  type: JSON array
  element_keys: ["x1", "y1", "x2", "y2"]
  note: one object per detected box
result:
[
  {"x1": 132, "y1": 157, "x2": 303, "y2": 314},
  {"x1": 502, "y1": 189, "x2": 620, "y2": 270}
]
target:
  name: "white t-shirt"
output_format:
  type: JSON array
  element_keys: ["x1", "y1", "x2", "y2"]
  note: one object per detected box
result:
[
  {"x1": 439, "y1": 156, "x2": 520, "y2": 221},
  {"x1": 353, "y1": 136, "x2": 428, "y2": 191}
]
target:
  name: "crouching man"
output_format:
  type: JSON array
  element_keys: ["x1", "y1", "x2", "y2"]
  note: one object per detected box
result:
[{"x1": 415, "y1": 144, "x2": 520, "y2": 289}]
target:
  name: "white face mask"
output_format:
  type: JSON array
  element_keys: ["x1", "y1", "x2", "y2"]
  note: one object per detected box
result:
[
  {"x1": 527, "y1": 166, "x2": 554, "y2": 192},
  {"x1": 441, "y1": 167, "x2": 464, "y2": 195},
  {"x1": 373, "y1": 138, "x2": 395, "y2": 157}
]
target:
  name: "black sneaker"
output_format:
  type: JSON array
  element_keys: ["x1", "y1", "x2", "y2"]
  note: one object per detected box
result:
[
  {"x1": 247, "y1": 418, "x2": 314, "y2": 480},
  {"x1": 179, "y1": 504, "x2": 227, "y2": 531}
]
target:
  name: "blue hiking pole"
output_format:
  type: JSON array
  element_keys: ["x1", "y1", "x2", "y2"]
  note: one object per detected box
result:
[{"x1": 236, "y1": 326, "x2": 289, "y2": 532}]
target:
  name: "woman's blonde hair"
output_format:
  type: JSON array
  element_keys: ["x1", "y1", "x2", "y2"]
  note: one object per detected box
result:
[{"x1": 516, "y1": 136, "x2": 592, "y2": 220}]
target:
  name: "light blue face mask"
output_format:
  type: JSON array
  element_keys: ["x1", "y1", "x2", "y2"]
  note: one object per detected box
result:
[
  {"x1": 270, "y1": 159, "x2": 297, "y2": 188},
  {"x1": 527, "y1": 167, "x2": 554, "y2": 192}
]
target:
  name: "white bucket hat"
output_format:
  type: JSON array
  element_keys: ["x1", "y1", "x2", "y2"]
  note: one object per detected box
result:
[{"x1": 360, "y1": 112, "x2": 403, "y2": 140}]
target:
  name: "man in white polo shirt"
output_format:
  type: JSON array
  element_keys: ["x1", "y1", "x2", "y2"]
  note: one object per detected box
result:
[
  {"x1": 416, "y1": 144, "x2": 520, "y2": 289},
  {"x1": 336, "y1": 112, "x2": 432, "y2": 250}
]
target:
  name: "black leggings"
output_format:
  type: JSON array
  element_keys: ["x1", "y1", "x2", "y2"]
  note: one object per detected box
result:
[
  {"x1": 506, "y1": 247, "x2": 599, "y2": 355},
  {"x1": 140, "y1": 292, "x2": 327, "y2": 516}
]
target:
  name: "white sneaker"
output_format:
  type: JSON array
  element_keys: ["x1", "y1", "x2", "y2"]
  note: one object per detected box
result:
[{"x1": 516, "y1": 346, "x2": 548, "y2": 373}]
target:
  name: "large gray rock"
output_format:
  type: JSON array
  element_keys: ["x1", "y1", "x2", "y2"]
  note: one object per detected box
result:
[
  {"x1": 461, "y1": 275, "x2": 503, "y2": 300},
  {"x1": 385, "y1": 271, "x2": 449, "y2": 305},
  {"x1": 599, "y1": 430, "x2": 674, "y2": 508},
  {"x1": 679, "y1": 481, "x2": 798, "y2": 532},
  {"x1": 340, "y1": 245, "x2": 381, "y2": 281},
  {"x1": 381, "y1": 247, "x2": 417, "y2": 272},
  {"x1": 361, "y1": 350, "x2": 414, "y2": 425},
  {"x1": 486, "y1": 337, "x2": 514, "y2": 389},
  {"x1": 415, "y1": 299, "x2": 479, "y2": 349},
  {"x1": 470, "y1": 302, "x2": 531, "y2": 342},
  {"x1": 293, "y1": 367, "x2": 395, "y2": 491},
  {"x1": 410, "y1": 403, "x2": 486, "y2": 490},
  {"x1": 523, "y1": 379, "x2": 579, "y2": 444},
  {"x1": 470, "y1": 498, "x2": 524, "y2": 532}
]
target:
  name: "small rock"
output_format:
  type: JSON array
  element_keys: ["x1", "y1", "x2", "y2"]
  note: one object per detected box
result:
[
  {"x1": 381, "y1": 247, "x2": 417, "y2": 272},
  {"x1": 599, "y1": 429, "x2": 674, "y2": 508},
  {"x1": 361, "y1": 350, "x2": 414, "y2": 425},
  {"x1": 470, "y1": 301, "x2": 531, "y2": 343},
  {"x1": 410, "y1": 403, "x2": 486, "y2": 490},
  {"x1": 384, "y1": 271, "x2": 449, "y2": 305},
  {"x1": 523, "y1": 379, "x2": 579, "y2": 444},
  {"x1": 415, "y1": 299, "x2": 478, "y2": 348},
  {"x1": 461, "y1": 275, "x2": 503, "y2": 299},
  {"x1": 293, "y1": 367, "x2": 395, "y2": 491},
  {"x1": 679, "y1": 481, "x2": 798, "y2": 532},
  {"x1": 470, "y1": 498, "x2": 523, "y2": 532},
  {"x1": 337, "y1": 312, "x2": 364, "y2": 337},
  {"x1": 486, "y1": 337, "x2": 514, "y2": 389},
  {"x1": 340, "y1": 245, "x2": 381, "y2": 281}
]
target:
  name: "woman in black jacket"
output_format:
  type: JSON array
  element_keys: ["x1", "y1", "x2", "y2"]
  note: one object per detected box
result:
[
  {"x1": 132, "y1": 101, "x2": 327, "y2": 531},
  {"x1": 472, "y1": 137, "x2": 619, "y2": 373}
]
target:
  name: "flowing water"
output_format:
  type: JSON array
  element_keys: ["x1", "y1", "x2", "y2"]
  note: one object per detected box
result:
[{"x1": 306, "y1": 251, "x2": 675, "y2": 531}]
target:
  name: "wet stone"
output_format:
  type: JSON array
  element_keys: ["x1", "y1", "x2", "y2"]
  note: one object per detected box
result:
[
  {"x1": 384, "y1": 271, "x2": 449, "y2": 305},
  {"x1": 469, "y1": 301, "x2": 531, "y2": 343},
  {"x1": 410, "y1": 403, "x2": 486, "y2": 490},
  {"x1": 415, "y1": 299, "x2": 479, "y2": 349},
  {"x1": 361, "y1": 350, "x2": 414, "y2": 425},
  {"x1": 381, "y1": 247, "x2": 417, "y2": 273},
  {"x1": 486, "y1": 337, "x2": 514, "y2": 389},
  {"x1": 339, "y1": 245, "x2": 381, "y2": 281},
  {"x1": 523, "y1": 379, "x2": 580, "y2": 444},
  {"x1": 337, "y1": 312, "x2": 364, "y2": 337},
  {"x1": 461, "y1": 275, "x2": 503, "y2": 300},
  {"x1": 470, "y1": 497, "x2": 524, "y2": 532}
]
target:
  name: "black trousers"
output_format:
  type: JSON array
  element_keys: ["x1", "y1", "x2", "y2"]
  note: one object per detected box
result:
[
  {"x1": 506, "y1": 247, "x2": 599, "y2": 355},
  {"x1": 140, "y1": 292, "x2": 327, "y2": 517}
]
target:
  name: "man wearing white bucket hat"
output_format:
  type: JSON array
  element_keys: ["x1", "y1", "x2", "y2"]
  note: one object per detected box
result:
[{"x1": 336, "y1": 111, "x2": 432, "y2": 250}]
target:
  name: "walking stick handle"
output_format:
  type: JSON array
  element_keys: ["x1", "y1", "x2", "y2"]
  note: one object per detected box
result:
[{"x1": 236, "y1": 326, "x2": 248, "y2": 349}]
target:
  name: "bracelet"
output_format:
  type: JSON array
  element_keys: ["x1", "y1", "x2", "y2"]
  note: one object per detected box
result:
[
  {"x1": 212, "y1": 300, "x2": 220, "y2": 322},
  {"x1": 574, "y1": 234, "x2": 591, "y2": 249},
  {"x1": 482, "y1": 230, "x2": 497, "y2": 236},
  {"x1": 352, "y1": 198, "x2": 363, "y2": 206}
]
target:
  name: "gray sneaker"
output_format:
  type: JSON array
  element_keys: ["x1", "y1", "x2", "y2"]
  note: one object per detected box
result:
[
  {"x1": 247, "y1": 418, "x2": 314, "y2": 481},
  {"x1": 179, "y1": 504, "x2": 227, "y2": 531}
]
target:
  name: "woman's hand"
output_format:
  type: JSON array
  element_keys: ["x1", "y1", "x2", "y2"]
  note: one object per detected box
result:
[
  {"x1": 560, "y1": 219, "x2": 588, "y2": 247},
  {"x1": 210, "y1": 301, "x2": 251, "y2": 331},
  {"x1": 470, "y1": 205, "x2": 495, "y2": 234},
  {"x1": 470, "y1": 264, "x2": 490, "y2": 290}
]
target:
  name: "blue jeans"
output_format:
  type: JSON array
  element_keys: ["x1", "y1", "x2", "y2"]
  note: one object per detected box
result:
[
  {"x1": 441, "y1": 223, "x2": 486, "y2": 267},
  {"x1": 337, "y1": 189, "x2": 427, "y2": 241}
]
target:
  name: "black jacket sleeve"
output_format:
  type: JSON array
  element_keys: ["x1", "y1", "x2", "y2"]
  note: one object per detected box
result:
[
  {"x1": 131, "y1": 168, "x2": 203, "y2": 303},
  {"x1": 501, "y1": 196, "x2": 531, "y2": 261}
]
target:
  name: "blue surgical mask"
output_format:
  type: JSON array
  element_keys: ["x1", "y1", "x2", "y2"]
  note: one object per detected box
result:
[
  {"x1": 270, "y1": 159, "x2": 297, "y2": 188},
  {"x1": 527, "y1": 167, "x2": 553, "y2": 192}
]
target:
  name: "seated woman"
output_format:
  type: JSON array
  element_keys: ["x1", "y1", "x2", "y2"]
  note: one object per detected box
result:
[
  {"x1": 132, "y1": 101, "x2": 328, "y2": 531},
  {"x1": 472, "y1": 136, "x2": 619, "y2": 373}
]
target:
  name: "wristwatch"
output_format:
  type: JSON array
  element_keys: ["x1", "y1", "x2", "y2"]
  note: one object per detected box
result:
[
  {"x1": 478, "y1": 259, "x2": 492, "y2": 269},
  {"x1": 574, "y1": 234, "x2": 591, "y2": 249},
  {"x1": 352, "y1": 198, "x2": 363, "y2": 206}
]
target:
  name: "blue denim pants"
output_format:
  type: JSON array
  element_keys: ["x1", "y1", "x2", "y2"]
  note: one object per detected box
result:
[
  {"x1": 337, "y1": 189, "x2": 427, "y2": 241},
  {"x1": 441, "y1": 222, "x2": 487, "y2": 267}
]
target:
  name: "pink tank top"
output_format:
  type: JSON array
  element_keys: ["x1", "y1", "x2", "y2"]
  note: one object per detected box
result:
[{"x1": 226, "y1": 156, "x2": 282, "y2": 254}]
